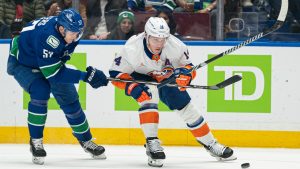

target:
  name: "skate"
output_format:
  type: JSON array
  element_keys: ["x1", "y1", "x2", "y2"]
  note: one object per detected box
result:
[
  {"x1": 201, "y1": 140, "x2": 237, "y2": 161},
  {"x1": 145, "y1": 138, "x2": 166, "y2": 167},
  {"x1": 79, "y1": 139, "x2": 106, "y2": 159},
  {"x1": 29, "y1": 138, "x2": 47, "y2": 165}
]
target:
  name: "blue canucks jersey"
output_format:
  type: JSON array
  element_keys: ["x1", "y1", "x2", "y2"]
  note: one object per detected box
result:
[{"x1": 16, "y1": 16, "x2": 82, "y2": 84}]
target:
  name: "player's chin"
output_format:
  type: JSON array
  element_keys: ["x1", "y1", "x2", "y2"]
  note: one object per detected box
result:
[
  {"x1": 65, "y1": 39, "x2": 74, "y2": 44},
  {"x1": 154, "y1": 49, "x2": 162, "y2": 54}
]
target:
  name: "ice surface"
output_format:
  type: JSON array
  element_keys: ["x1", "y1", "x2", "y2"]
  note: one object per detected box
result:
[{"x1": 0, "y1": 144, "x2": 299, "y2": 169}]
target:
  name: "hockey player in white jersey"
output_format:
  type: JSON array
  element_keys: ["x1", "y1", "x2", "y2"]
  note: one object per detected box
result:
[{"x1": 109, "y1": 17, "x2": 236, "y2": 167}]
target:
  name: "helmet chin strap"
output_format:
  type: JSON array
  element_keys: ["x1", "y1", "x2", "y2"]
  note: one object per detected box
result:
[
  {"x1": 57, "y1": 25, "x2": 67, "y2": 39},
  {"x1": 62, "y1": 28, "x2": 70, "y2": 43},
  {"x1": 63, "y1": 29, "x2": 67, "y2": 38}
]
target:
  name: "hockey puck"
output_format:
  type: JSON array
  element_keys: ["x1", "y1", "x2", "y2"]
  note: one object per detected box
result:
[{"x1": 241, "y1": 162, "x2": 250, "y2": 168}]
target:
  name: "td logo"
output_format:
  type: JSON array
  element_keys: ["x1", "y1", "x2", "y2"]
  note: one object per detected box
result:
[
  {"x1": 207, "y1": 54, "x2": 271, "y2": 113},
  {"x1": 23, "y1": 53, "x2": 87, "y2": 110}
]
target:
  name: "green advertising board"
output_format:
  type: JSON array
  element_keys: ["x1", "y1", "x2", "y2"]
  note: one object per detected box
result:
[{"x1": 207, "y1": 54, "x2": 271, "y2": 113}]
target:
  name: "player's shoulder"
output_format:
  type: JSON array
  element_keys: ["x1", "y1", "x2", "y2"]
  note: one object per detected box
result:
[
  {"x1": 125, "y1": 32, "x2": 144, "y2": 48},
  {"x1": 167, "y1": 34, "x2": 186, "y2": 48},
  {"x1": 39, "y1": 21, "x2": 65, "y2": 52},
  {"x1": 41, "y1": 35, "x2": 64, "y2": 53},
  {"x1": 164, "y1": 34, "x2": 187, "y2": 56},
  {"x1": 118, "y1": 33, "x2": 144, "y2": 63},
  {"x1": 123, "y1": 33, "x2": 144, "y2": 54}
]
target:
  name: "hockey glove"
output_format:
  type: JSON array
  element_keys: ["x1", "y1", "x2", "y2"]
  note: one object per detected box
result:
[
  {"x1": 61, "y1": 55, "x2": 71, "y2": 64},
  {"x1": 84, "y1": 66, "x2": 108, "y2": 88},
  {"x1": 11, "y1": 3, "x2": 23, "y2": 37},
  {"x1": 125, "y1": 83, "x2": 152, "y2": 103},
  {"x1": 174, "y1": 66, "x2": 196, "y2": 91},
  {"x1": 149, "y1": 66, "x2": 174, "y2": 82},
  {"x1": 10, "y1": 21, "x2": 22, "y2": 37}
]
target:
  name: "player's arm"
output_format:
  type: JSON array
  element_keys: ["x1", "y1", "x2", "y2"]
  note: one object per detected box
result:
[
  {"x1": 175, "y1": 46, "x2": 196, "y2": 91},
  {"x1": 127, "y1": 0, "x2": 140, "y2": 11},
  {"x1": 60, "y1": 41, "x2": 79, "y2": 63},
  {"x1": 109, "y1": 54, "x2": 151, "y2": 103},
  {"x1": 37, "y1": 41, "x2": 108, "y2": 88},
  {"x1": 109, "y1": 53, "x2": 134, "y2": 89},
  {"x1": 37, "y1": 45, "x2": 83, "y2": 84}
]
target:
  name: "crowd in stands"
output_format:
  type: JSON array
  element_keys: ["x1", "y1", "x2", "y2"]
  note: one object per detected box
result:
[{"x1": 0, "y1": 0, "x2": 299, "y2": 41}]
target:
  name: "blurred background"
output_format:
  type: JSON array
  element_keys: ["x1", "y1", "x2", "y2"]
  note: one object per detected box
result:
[{"x1": 0, "y1": 0, "x2": 299, "y2": 41}]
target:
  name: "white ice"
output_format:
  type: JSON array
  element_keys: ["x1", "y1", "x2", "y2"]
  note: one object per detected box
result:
[{"x1": 0, "y1": 144, "x2": 299, "y2": 169}]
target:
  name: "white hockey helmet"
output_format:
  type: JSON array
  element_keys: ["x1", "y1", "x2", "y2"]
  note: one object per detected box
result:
[{"x1": 145, "y1": 17, "x2": 170, "y2": 40}]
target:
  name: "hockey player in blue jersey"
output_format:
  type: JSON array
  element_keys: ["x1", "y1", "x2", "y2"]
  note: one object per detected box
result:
[{"x1": 7, "y1": 9, "x2": 108, "y2": 165}]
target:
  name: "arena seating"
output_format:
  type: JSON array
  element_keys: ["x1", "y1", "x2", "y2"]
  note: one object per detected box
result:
[{"x1": 133, "y1": 12, "x2": 212, "y2": 40}]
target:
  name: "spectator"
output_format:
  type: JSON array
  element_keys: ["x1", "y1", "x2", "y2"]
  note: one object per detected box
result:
[
  {"x1": 224, "y1": 0, "x2": 239, "y2": 22},
  {"x1": 107, "y1": 10, "x2": 135, "y2": 40},
  {"x1": 56, "y1": 0, "x2": 87, "y2": 26},
  {"x1": 0, "y1": 0, "x2": 45, "y2": 38},
  {"x1": 174, "y1": 0, "x2": 194, "y2": 12},
  {"x1": 194, "y1": 0, "x2": 218, "y2": 13},
  {"x1": 128, "y1": 0, "x2": 177, "y2": 12},
  {"x1": 242, "y1": 0, "x2": 253, "y2": 7},
  {"x1": 176, "y1": 0, "x2": 225, "y2": 13},
  {"x1": 223, "y1": 0, "x2": 240, "y2": 36},
  {"x1": 83, "y1": 0, "x2": 127, "y2": 39},
  {"x1": 194, "y1": 0, "x2": 225, "y2": 39},
  {"x1": 88, "y1": 10, "x2": 135, "y2": 40},
  {"x1": 45, "y1": 1, "x2": 61, "y2": 16}
]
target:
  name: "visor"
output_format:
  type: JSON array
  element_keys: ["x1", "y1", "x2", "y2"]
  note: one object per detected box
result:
[{"x1": 64, "y1": 28, "x2": 83, "y2": 42}]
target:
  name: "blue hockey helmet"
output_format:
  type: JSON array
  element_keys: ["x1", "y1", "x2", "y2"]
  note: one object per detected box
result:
[{"x1": 57, "y1": 8, "x2": 84, "y2": 41}]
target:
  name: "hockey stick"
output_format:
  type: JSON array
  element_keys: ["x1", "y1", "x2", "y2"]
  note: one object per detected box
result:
[
  {"x1": 107, "y1": 75, "x2": 241, "y2": 90},
  {"x1": 157, "y1": 0, "x2": 288, "y2": 89}
]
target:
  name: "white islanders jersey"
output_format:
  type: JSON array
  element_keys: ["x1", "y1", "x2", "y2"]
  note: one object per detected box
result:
[{"x1": 110, "y1": 32, "x2": 192, "y2": 76}]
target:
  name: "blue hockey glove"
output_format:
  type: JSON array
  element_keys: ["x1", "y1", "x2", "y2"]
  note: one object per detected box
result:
[
  {"x1": 61, "y1": 55, "x2": 71, "y2": 64},
  {"x1": 84, "y1": 66, "x2": 108, "y2": 88},
  {"x1": 125, "y1": 83, "x2": 152, "y2": 103}
]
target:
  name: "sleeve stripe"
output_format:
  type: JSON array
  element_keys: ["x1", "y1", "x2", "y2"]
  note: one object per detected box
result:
[
  {"x1": 40, "y1": 61, "x2": 62, "y2": 79},
  {"x1": 9, "y1": 36, "x2": 20, "y2": 58},
  {"x1": 45, "y1": 68, "x2": 61, "y2": 79},
  {"x1": 40, "y1": 61, "x2": 62, "y2": 69}
]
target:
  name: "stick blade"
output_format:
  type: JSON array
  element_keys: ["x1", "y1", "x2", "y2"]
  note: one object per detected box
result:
[{"x1": 214, "y1": 75, "x2": 242, "y2": 89}]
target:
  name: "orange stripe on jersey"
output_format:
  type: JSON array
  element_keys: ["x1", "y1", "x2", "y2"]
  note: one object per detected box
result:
[
  {"x1": 139, "y1": 112, "x2": 159, "y2": 124},
  {"x1": 190, "y1": 123, "x2": 210, "y2": 137},
  {"x1": 184, "y1": 65, "x2": 196, "y2": 80},
  {"x1": 111, "y1": 73, "x2": 132, "y2": 89}
]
